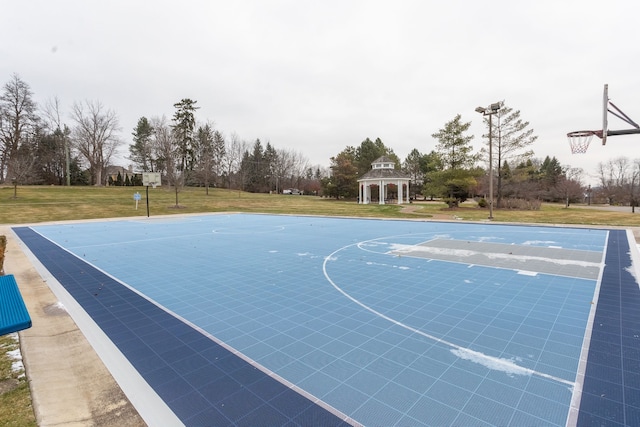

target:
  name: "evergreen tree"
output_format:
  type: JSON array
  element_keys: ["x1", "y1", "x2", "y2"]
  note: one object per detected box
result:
[
  {"x1": 429, "y1": 115, "x2": 478, "y2": 206},
  {"x1": 130, "y1": 116, "x2": 155, "y2": 172},
  {"x1": 432, "y1": 114, "x2": 476, "y2": 170},
  {"x1": 327, "y1": 148, "x2": 359, "y2": 199},
  {"x1": 355, "y1": 137, "x2": 399, "y2": 176},
  {"x1": 403, "y1": 149, "x2": 424, "y2": 199},
  {"x1": 420, "y1": 150, "x2": 444, "y2": 200},
  {"x1": 539, "y1": 155, "x2": 564, "y2": 188},
  {"x1": 264, "y1": 142, "x2": 278, "y2": 191},
  {"x1": 171, "y1": 99, "x2": 199, "y2": 172},
  {"x1": 242, "y1": 139, "x2": 269, "y2": 193},
  {"x1": 194, "y1": 122, "x2": 215, "y2": 193},
  {"x1": 211, "y1": 130, "x2": 226, "y2": 187}
]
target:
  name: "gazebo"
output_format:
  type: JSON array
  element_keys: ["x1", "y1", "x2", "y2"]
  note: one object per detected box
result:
[{"x1": 358, "y1": 156, "x2": 411, "y2": 204}]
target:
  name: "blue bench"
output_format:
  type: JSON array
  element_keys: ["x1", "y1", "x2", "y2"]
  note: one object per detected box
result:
[{"x1": 0, "y1": 274, "x2": 32, "y2": 335}]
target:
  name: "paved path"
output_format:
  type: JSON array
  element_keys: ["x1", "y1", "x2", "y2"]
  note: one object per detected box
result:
[{"x1": 3, "y1": 225, "x2": 145, "y2": 427}]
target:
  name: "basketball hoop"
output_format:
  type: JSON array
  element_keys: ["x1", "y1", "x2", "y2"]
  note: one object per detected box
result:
[
  {"x1": 566, "y1": 130, "x2": 600, "y2": 154},
  {"x1": 142, "y1": 172, "x2": 161, "y2": 188}
]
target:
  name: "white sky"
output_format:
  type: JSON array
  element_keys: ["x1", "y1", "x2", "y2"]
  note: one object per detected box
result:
[{"x1": 2, "y1": 0, "x2": 639, "y2": 184}]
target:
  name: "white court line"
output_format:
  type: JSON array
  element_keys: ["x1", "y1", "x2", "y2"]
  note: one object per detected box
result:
[{"x1": 324, "y1": 239, "x2": 576, "y2": 387}]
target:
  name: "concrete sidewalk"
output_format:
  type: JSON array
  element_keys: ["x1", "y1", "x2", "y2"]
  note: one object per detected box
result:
[{"x1": 3, "y1": 226, "x2": 145, "y2": 427}]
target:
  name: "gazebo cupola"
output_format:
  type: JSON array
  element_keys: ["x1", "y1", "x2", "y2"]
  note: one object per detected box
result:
[{"x1": 357, "y1": 156, "x2": 411, "y2": 205}]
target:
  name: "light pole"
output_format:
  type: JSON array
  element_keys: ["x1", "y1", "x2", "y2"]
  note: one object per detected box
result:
[{"x1": 475, "y1": 102, "x2": 501, "y2": 220}]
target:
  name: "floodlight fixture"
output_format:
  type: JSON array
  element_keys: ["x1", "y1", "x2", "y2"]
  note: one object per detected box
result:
[{"x1": 475, "y1": 101, "x2": 502, "y2": 220}]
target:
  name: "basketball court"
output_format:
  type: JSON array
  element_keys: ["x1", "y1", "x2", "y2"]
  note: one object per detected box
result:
[{"x1": 11, "y1": 214, "x2": 640, "y2": 426}]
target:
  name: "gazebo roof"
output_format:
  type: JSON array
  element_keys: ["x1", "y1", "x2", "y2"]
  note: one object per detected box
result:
[
  {"x1": 358, "y1": 156, "x2": 410, "y2": 181},
  {"x1": 372, "y1": 155, "x2": 395, "y2": 164}
]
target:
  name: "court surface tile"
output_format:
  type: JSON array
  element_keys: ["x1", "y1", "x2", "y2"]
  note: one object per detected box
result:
[{"x1": 12, "y1": 214, "x2": 640, "y2": 426}]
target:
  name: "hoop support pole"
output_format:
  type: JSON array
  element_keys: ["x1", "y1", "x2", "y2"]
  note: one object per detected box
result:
[
  {"x1": 608, "y1": 101, "x2": 640, "y2": 129},
  {"x1": 606, "y1": 128, "x2": 640, "y2": 137}
]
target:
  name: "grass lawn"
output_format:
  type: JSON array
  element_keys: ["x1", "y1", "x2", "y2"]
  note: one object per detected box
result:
[
  {"x1": 0, "y1": 334, "x2": 36, "y2": 427},
  {"x1": 1, "y1": 185, "x2": 639, "y2": 227}
]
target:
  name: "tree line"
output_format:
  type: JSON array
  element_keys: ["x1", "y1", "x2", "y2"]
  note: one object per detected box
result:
[
  {"x1": 323, "y1": 111, "x2": 639, "y2": 210},
  {"x1": 2, "y1": 73, "x2": 638, "y2": 209},
  {"x1": 0, "y1": 74, "x2": 325, "y2": 196}
]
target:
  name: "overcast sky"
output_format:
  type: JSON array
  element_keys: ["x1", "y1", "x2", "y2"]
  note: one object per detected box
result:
[{"x1": 2, "y1": 0, "x2": 639, "y2": 184}]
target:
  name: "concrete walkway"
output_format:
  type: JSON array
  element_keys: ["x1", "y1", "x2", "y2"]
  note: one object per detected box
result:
[{"x1": 3, "y1": 226, "x2": 145, "y2": 427}]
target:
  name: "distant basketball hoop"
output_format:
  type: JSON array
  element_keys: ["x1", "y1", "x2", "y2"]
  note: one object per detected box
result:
[
  {"x1": 141, "y1": 172, "x2": 161, "y2": 217},
  {"x1": 142, "y1": 172, "x2": 161, "y2": 188}
]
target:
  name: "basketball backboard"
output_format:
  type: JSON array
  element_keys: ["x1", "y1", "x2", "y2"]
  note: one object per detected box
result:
[
  {"x1": 142, "y1": 172, "x2": 161, "y2": 187},
  {"x1": 602, "y1": 84, "x2": 608, "y2": 145}
]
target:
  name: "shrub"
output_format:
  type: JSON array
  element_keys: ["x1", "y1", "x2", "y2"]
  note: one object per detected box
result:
[
  {"x1": 502, "y1": 198, "x2": 541, "y2": 210},
  {"x1": 0, "y1": 235, "x2": 5, "y2": 275}
]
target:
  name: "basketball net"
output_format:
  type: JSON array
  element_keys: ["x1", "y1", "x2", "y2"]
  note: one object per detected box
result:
[{"x1": 566, "y1": 130, "x2": 600, "y2": 154}]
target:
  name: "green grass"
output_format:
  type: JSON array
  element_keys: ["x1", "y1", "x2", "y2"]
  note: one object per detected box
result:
[
  {"x1": 2, "y1": 185, "x2": 639, "y2": 227},
  {"x1": 0, "y1": 334, "x2": 36, "y2": 426}
]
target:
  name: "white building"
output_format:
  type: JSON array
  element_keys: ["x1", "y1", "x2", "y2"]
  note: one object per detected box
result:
[{"x1": 357, "y1": 156, "x2": 411, "y2": 204}]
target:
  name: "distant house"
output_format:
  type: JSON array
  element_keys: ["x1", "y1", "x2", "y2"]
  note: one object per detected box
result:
[
  {"x1": 106, "y1": 165, "x2": 141, "y2": 186},
  {"x1": 357, "y1": 156, "x2": 411, "y2": 204}
]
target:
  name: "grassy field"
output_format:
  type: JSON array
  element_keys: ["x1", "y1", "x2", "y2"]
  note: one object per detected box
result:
[
  {"x1": 1, "y1": 185, "x2": 640, "y2": 227},
  {"x1": 0, "y1": 334, "x2": 36, "y2": 427},
  {"x1": 0, "y1": 184, "x2": 639, "y2": 425}
]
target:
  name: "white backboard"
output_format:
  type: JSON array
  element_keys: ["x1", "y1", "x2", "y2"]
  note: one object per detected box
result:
[{"x1": 142, "y1": 172, "x2": 161, "y2": 187}]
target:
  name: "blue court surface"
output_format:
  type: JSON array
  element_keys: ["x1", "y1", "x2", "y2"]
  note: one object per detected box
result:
[{"x1": 12, "y1": 214, "x2": 640, "y2": 426}]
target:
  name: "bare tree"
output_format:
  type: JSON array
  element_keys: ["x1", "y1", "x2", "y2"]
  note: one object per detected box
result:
[
  {"x1": 597, "y1": 157, "x2": 629, "y2": 205},
  {"x1": 70, "y1": 100, "x2": 121, "y2": 185},
  {"x1": 148, "y1": 115, "x2": 171, "y2": 176},
  {"x1": 8, "y1": 142, "x2": 38, "y2": 197},
  {"x1": 286, "y1": 149, "x2": 310, "y2": 191},
  {"x1": 222, "y1": 132, "x2": 248, "y2": 189},
  {"x1": 272, "y1": 148, "x2": 294, "y2": 192},
  {"x1": 193, "y1": 121, "x2": 216, "y2": 194},
  {"x1": 479, "y1": 104, "x2": 537, "y2": 208},
  {"x1": 555, "y1": 167, "x2": 584, "y2": 207},
  {"x1": 0, "y1": 74, "x2": 39, "y2": 183},
  {"x1": 42, "y1": 97, "x2": 71, "y2": 185},
  {"x1": 150, "y1": 116, "x2": 184, "y2": 207},
  {"x1": 627, "y1": 159, "x2": 640, "y2": 212},
  {"x1": 597, "y1": 156, "x2": 640, "y2": 211}
]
